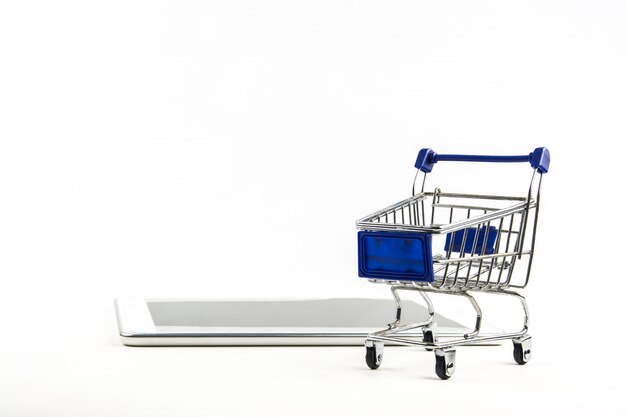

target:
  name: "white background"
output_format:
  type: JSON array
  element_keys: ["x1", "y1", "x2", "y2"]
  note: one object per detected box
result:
[{"x1": 1, "y1": 0, "x2": 625, "y2": 415}]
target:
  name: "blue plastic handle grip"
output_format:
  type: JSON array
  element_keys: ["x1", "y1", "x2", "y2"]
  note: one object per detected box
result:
[{"x1": 415, "y1": 147, "x2": 550, "y2": 174}]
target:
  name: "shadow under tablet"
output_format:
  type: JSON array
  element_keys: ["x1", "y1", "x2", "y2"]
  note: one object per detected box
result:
[{"x1": 115, "y1": 298, "x2": 476, "y2": 346}]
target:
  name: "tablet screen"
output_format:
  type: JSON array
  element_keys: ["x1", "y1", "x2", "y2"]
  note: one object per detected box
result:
[{"x1": 147, "y1": 298, "x2": 462, "y2": 328}]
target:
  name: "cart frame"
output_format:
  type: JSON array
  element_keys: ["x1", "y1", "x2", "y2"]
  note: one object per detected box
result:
[{"x1": 356, "y1": 147, "x2": 549, "y2": 379}]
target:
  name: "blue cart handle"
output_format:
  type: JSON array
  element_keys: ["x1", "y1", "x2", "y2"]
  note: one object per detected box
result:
[{"x1": 415, "y1": 147, "x2": 550, "y2": 174}]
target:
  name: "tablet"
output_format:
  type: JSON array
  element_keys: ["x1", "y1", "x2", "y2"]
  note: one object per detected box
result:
[{"x1": 115, "y1": 297, "x2": 475, "y2": 346}]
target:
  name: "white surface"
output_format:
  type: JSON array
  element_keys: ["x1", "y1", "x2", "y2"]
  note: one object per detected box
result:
[{"x1": 1, "y1": 0, "x2": 625, "y2": 415}]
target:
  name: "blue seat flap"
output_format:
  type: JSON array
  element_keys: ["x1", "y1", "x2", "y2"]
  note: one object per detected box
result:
[{"x1": 444, "y1": 226, "x2": 498, "y2": 255}]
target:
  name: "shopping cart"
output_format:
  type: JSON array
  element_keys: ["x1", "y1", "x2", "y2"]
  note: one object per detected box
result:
[{"x1": 356, "y1": 147, "x2": 550, "y2": 379}]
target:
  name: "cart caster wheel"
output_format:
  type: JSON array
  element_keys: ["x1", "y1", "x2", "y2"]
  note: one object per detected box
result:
[
  {"x1": 365, "y1": 341, "x2": 383, "y2": 370},
  {"x1": 513, "y1": 336, "x2": 532, "y2": 365},
  {"x1": 422, "y1": 323, "x2": 438, "y2": 351},
  {"x1": 435, "y1": 349, "x2": 455, "y2": 380}
]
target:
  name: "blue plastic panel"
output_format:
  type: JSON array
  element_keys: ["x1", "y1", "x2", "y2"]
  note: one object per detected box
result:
[
  {"x1": 358, "y1": 231, "x2": 434, "y2": 282},
  {"x1": 444, "y1": 226, "x2": 498, "y2": 255},
  {"x1": 530, "y1": 147, "x2": 550, "y2": 174}
]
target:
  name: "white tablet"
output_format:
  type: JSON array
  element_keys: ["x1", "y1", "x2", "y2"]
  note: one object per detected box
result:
[{"x1": 115, "y1": 297, "x2": 476, "y2": 346}]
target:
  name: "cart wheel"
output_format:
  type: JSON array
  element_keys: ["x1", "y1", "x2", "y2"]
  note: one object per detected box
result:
[
  {"x1": 365, "y1": 341, "x2": 383, "y2": 370},
  {"x1": 513, "y1": 336, "x2": 532, "y2": 365},
  {"x1": 422, "y1": 324, "x2": 438, "y2": 351},
  {"x1": 423, "y1": 330, "x2": 435, "y2": 344},
  {"x1": 434, "y1": 349, "x2": 456, "y2": 380}
]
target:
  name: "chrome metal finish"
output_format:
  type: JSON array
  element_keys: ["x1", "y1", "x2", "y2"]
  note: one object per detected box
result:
[
  {"x1": 459, "y1": 292, "x2": 481, "y2": 339},
  {"x1": 357, "y1": 158, "x2": 546, "y2": 377}
]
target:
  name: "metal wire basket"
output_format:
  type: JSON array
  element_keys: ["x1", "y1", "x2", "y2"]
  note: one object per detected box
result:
[{"x1": 356, "y1": 147, "x2": 550, "y2": 379}]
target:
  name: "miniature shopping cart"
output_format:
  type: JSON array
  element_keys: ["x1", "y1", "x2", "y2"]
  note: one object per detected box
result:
[{"x1": 356, "y1": 147, "x2": 550, "y2": 379}]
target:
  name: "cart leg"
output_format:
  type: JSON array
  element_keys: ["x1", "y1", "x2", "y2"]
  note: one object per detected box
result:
[
  {"x1": 418, "y1": 290, "x2": 436, "y2": 326},
  {"x1": 387, "y1": 286, "x2": 403, "y2": 329},
  {"x1": 516, "y1": 292, "x2": 530, "y2": 333},
  {"x1": 389, "y1": 286, "x2": 436, "y2": 328},
  {"x1": 434, "y1": 349, "x2": 456, "y2": 380},
  {"x1": 418, "y1": 291, "x2": 437, "y2": 349},
  {"x1": 381, "y1": 286, "x2": 435, "y2": 334},
  {"x1": 491, "y1": 289, "x2": 529, "y2": 333},
  {"x1": 458, "y1": 292, "x2": 482, "y2": 339}
]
